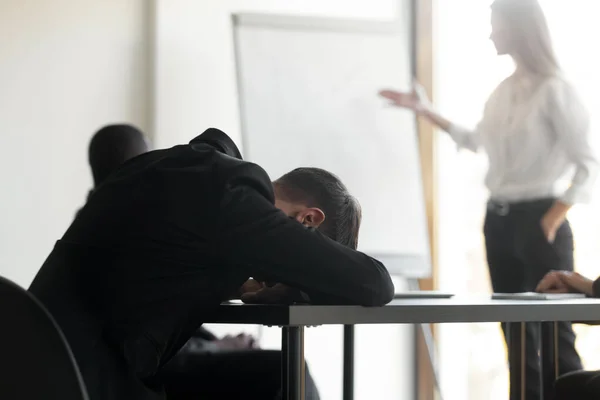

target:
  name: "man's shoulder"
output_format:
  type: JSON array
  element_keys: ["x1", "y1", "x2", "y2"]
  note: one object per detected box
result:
[
  {"x1": 189, "y1": 128, "x2": 243, "y2": 160},
  {"x1": 215, "y1": 155, "x2": 274, "y2": 199},
  {"x1": 159, "y1": 142, "x2": 275, "y2": 204}
]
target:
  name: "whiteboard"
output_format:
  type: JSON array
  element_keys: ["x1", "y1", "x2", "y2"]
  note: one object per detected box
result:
[{"x1": 233, "y1": 9, "x2": 430, "y2": 278}]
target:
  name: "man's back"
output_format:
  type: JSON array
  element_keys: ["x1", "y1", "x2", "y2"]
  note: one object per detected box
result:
[
  {"x1": 30, "y1": 128, "x2": 394, "y2": 400},
  {"x1": 30, "y1": 129, "x2": 260, "y2": 399}
]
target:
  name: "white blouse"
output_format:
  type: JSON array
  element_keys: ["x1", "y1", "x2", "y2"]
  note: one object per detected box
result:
[{"x1": 448, "y1": 74, "x2": 599, "y2": 204}]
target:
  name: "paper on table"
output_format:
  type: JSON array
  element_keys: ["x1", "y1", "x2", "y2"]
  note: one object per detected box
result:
[
  {"x1": 222, "y1": 299, "x2": 244, "y2": 304},
  {"x1": 393, "y1": 291, "x2": 455, "y2": 299},
  {"x1": 492, "y1": 292, "x2": 587, "y2": 300}
]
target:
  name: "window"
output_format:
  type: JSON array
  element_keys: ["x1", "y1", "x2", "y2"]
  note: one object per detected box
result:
[{"x1": 435, "y1": 1, "x2": 600, "y2": 398}]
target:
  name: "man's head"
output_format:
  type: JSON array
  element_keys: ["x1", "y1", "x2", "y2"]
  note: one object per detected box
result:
[
  {"x1": 89, "y1": 124, "x2": 149, "y2": 187},
  {"x1": 273, "y1": 167, "x2": 362, "y2": 250}
]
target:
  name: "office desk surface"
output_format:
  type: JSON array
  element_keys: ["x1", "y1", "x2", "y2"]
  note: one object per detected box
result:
[{"x1": 208, "y1": 297, "x2": 600, "y2": 326}]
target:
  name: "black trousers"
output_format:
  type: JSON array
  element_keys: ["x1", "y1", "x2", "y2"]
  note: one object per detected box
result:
[
  {"x1": 160, "y1": 349, "x2": 320, "y2": 400},
  {"x1": 554, "y1": 369, "x2": 600, "y2": 399},
  {"x1": 484, "y1": 198, "x2": 583, "y2": 400}
]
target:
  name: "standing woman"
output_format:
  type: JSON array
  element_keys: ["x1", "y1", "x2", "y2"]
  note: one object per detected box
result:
[{"x1": 380, "y1": 0, "x2": 598, "y2": 399}]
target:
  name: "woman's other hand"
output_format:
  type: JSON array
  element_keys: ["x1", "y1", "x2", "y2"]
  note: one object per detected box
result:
[{"x1": 540, "y1": 201, "x2": 570, "y2": 243}]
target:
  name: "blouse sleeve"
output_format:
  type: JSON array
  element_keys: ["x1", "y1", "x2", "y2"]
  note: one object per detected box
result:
[
  {"x1": 548, "y1": 79, "x2": 599, "y2": 204},
  {"x1": 446, "y1": 124, "x2": 480, "y2": 152},
  {"x1": 445, "y1": 86, "x2": 502, "y2": 153}
]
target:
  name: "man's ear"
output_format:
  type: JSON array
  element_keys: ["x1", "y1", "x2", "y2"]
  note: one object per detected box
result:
[{"x1": 295, "y1": 207, "x2": 325, "y2": 228}]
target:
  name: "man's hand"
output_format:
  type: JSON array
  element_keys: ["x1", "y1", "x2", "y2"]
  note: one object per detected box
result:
[
  {"x1": 227, "y1": 279, "x2": 264, "y2": 300},
  {"x1": 536, "y1": 270, "x2": 594, "y2": 296},
  {"x1": 239, "y1": 279, "x2": 265, "y2": 296},
  {"x1": 241, "y1": 283, "x2": 308, "y2": 304}
]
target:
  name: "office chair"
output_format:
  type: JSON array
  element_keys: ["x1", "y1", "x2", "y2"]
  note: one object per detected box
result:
[{"x1": 0, "y1": 275, "x2": 89, "y2": 400}]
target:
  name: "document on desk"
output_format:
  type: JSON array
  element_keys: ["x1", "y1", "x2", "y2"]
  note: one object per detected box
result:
[
  {"x1": 492, "y1": 292, "x2": 587, "y2": 300},
  {"x1": 223, "y1": 300, "x2": 244, "y2": 304},
  {"x1": 393, "y1": 291, "x2": 455, "y2": 299}
]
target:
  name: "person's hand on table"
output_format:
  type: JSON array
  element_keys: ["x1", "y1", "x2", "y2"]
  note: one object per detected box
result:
[
  {"x1": 239, "y1": 278, "x2": 265, "y2": 296},
  {"x1": 213, "y1": 333, "x2": 259, "y2": 350},
  {"x1": 536, "y1": 270, "x2": 594, "y2": 297},
  {"x1": 241, "y1": 283, "x2": 309, "y2": 304}
]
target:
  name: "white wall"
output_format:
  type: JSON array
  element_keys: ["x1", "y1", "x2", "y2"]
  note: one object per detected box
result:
[{"x1": 0, "y1": 0, "x2": 151, "y2": 286}]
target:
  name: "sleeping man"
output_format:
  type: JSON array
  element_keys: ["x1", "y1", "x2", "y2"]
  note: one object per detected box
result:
[
  {"x1": 29, "y1": 127, "x2": 394, "y2": 400},
  {"x1": 81, "y1": 124, "x2": 321, "y2": 399}
]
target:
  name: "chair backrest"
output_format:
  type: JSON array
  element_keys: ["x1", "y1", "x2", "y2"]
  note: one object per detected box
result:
[{"x1": 0, "y1": 275, "x2": 89, "y2": 400}]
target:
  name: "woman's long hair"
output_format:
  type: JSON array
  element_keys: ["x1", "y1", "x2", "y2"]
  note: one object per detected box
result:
[{"x1": 491, "y1": 0, "x2": 560, "y2": 77}]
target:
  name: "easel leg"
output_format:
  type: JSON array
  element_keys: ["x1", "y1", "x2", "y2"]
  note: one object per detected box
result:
[{"x1": 408, "y1": 278, "x2": 443, "y2": 400}]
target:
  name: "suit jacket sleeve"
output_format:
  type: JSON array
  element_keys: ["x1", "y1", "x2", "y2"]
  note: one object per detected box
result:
[
  {"x1": 592, "y1": 277, "x2": 600, "y2": 298},
  {"x1": 193, "y1": 327, "x2": 218, "y2": 341},
  {"x1": 215, "y1": 168, "x2": 395, "y2": 306}
]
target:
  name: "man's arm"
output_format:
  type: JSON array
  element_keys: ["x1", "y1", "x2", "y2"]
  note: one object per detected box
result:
[
  {"x1": 215, "y1": 182, "x2": 395, "y2": 306},
  {"x1": 592, "y1": 277, "x2": 600, "y2": 298},
  {"x1": 193, "y1": 327, "x2": 218, "y2": 341}
]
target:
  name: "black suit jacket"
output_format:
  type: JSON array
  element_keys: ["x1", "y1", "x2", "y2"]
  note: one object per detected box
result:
[{"x1": 29, "y1": 128, "x2": 394, "y2": 400}]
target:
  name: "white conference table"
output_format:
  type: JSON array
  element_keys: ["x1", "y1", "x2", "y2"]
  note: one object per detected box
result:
[{"x1": 208, "y1": 297, "x2": 600, "y2": 400}]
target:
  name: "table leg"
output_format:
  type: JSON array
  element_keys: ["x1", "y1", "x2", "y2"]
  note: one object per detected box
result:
[
  {"x1": 282, "y1": 327, "x2": 289, "y2": 397},
  {"x1": 540, "y1": 321, "x2": 559, "y2": 400},
  {"x1": 520, "y1": 322, "x2": 527, "y2": 400},
  {"x1": 538, "y1": 322, "x2": 544, "y2": 400},
  {"x1": 507, "y1": 322, "x2": 514, "y2": 400},
  {"x1": 521, "y1": 322, "x2": 526, "y2": 400},
  {"x1": 284, "y1": 326, "x2": 305, "y2": 400},
  {"x1": 412, "y1": 324, "x2": 420, "y2": 400},
  {"x1": 506, "y1": 321, "x2": 511, "y2": 384},
  {"x1": 343, "y1": 325, "x2": 355, "y2": 400},
  {"x1": 507, "y1": 322, "x2": 526, "y2": 400},
  {"x1": 553, "y1": 321, "x2": 559, "y2": 380}
]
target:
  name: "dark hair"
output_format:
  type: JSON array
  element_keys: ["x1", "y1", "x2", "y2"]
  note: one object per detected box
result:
[
  {"x1": 274, "y1": 167, "x2": 362, "y2": 250},
  {"x1": 89, "y1": 124, "x2": 149, "y2": 186}
]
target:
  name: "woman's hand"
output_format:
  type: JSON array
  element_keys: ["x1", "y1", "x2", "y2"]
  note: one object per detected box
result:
[
  {"x1": 379, "y1": 81, "x2": 431, "y2": 114},
  {"x1": 536, "y1": 270, "x2": 594, "y2": 296},
  {"x1": 379, "y1": 89, "x2": 421, "y2": 109},
  {"x1": 379, "y1": 82, "x2": 458, "y2": 133},
  {"x1": 540, "y1": 201, "x2": 570, "y2": 243}
]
